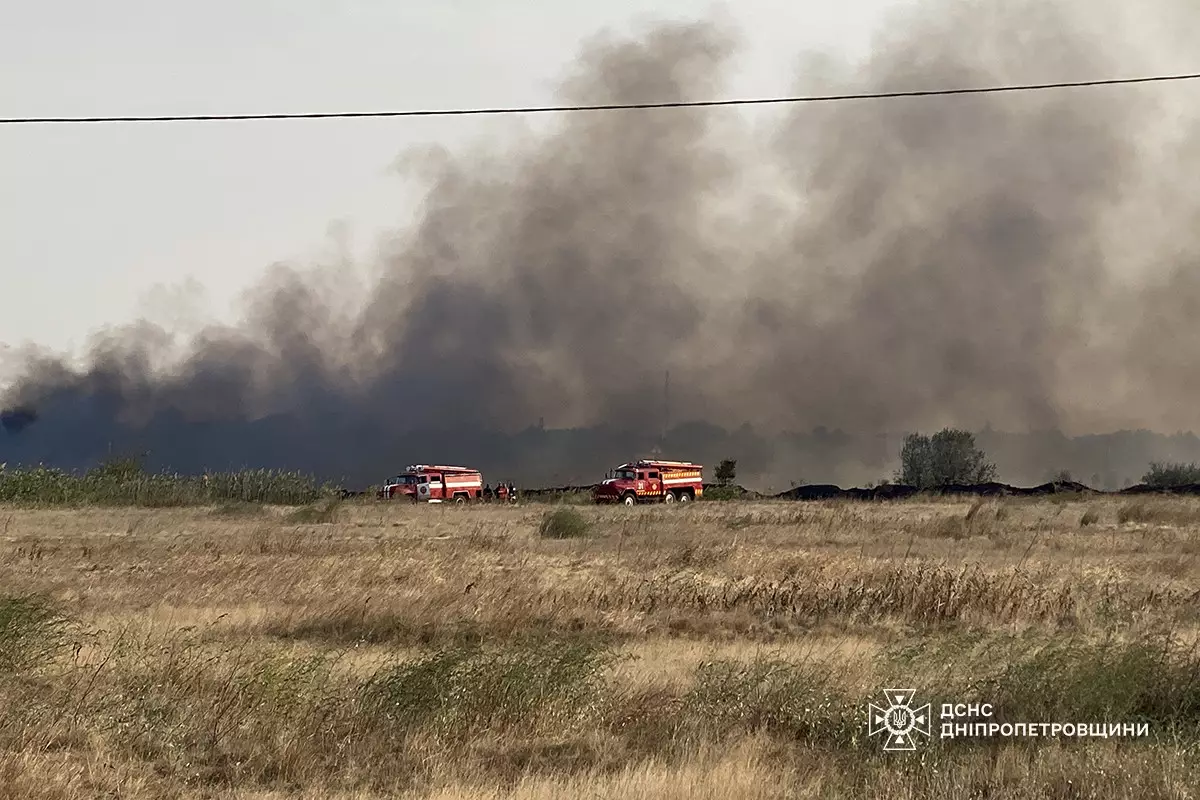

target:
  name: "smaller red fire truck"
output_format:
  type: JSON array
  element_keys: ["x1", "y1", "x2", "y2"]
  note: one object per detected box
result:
[
  {"x1": 592, "y1": 459, "x2": 704, "y2": 506},
  {"x1": 380, "y1": 465, "x2": 484, "y2": 503}
]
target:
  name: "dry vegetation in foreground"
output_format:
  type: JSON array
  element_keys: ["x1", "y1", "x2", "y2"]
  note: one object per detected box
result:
[{"x1": 1, "y1": 496, "x2": 1199, "y2": 799}]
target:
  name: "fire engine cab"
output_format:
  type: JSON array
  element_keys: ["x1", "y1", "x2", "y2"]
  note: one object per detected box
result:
[
  {"x1": 380, "y1": 465, "x2": 484, "y2": 503},
  {"x1": 592, "y1": 459, "x2": 704, "y2": 506}
]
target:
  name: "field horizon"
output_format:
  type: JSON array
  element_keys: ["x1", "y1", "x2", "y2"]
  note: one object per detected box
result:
[
  {"x1": 7, "y1": 420, "x2": 1200, "y2": 493},
  {"x1": 8, "y1": 456, "x2": 1200, "y2": 512}
]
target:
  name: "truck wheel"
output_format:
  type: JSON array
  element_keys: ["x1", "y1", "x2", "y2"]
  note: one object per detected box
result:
[
  {"x1": 622, "y1": 493, "x2": 636, "y2": 506},
  {"x1": 663, "y1": 491, "x2": 676, "y2": 503},
  {"x1": 454, "y1": 495, "x2": 467, "y2": 505},
  {"x1": 678, "y1": 492, "x2": 691, "y2": 503}
]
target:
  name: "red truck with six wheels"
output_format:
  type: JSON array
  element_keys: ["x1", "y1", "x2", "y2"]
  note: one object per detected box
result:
[
  {"x1": 592, "y1": 459, "x2": 704, "y2": 505},
  {"x1": 379, "y1": 465, "x2": 484, "y2": 503}
]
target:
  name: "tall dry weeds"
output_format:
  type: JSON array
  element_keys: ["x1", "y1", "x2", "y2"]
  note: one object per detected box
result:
[{"x1": 0, "y1": 497, "x2": 1196, "y2": 796}]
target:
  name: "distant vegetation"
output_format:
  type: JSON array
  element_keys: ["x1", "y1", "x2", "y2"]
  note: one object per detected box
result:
[
  {"x1": 700, "y1": 485, "x2": 745, "y2": 501},
  {"x1": 896, "y1": 428, "x2": 998, "y2": 489},
  {"x1": 0, "y1": 457, "x2": 334, "y2": 507},
  {"x1": 701, "y1": 458, "x2": 744, "y2": 501},
  {"x1": 2, "y1": 447, "x2": 1199, "y2": 511},
  {"x1": 1141, "y1": 461, "x2": 1200, "y2": 488}
]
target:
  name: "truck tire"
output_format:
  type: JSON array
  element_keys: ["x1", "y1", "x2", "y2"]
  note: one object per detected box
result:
[
  {"x1": 678, "y1": 492, "x2": 691, "y2": 503},
  {"x1": 663, "y1": 491, "x2": 676, "y2": 503},
  {"x1": 454, "y1": 494, "x2": 467, "y2": 505},
  {"x1": 622, "y1": 493, "x2": 636, "y2": 506}
]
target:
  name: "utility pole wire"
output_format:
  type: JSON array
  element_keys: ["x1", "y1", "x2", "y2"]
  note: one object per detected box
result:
[{"x1": 3, "y1": 71, "x2": 1199, "y2": 126}]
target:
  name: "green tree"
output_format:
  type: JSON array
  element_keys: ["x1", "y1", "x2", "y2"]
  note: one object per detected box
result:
[
  {"x1": 713, "y1": 459, "x2": 737, "y2": 487},
  {"x1": 895, "y1": 428, "x2": 997, "y2": 489},
  {"x1": 1141, "y1": 461, "x2": 1200, "y2": 488}
]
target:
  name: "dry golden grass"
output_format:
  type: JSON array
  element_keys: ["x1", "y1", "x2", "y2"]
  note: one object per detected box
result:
[{"x1": 1, "y1": 496, "x2": 1198, "y2": 798}]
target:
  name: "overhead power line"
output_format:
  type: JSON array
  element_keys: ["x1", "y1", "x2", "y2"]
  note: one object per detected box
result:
[{"x1": 3, "y1": 71, "x2": 1199, "y2": 126}]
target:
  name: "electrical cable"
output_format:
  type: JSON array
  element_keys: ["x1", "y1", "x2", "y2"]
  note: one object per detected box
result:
[{"x1": 3, "y1": 71, "x2": 1198, "y2": 125}]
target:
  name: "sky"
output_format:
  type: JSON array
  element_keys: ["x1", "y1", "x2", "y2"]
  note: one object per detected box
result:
[
  {"x1": 5, "y1": 0, "x2": 1200, "y2": 488},
  {"x1": 0, "y1": 0, "x2": 907, "y2": 363}
]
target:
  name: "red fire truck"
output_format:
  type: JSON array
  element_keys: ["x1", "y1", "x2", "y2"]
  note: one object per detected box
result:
[
  {"x1": 380, "y1": 465, "x2": 484, "y2": 503},
  {"x1": 592, "y1": 459, "x2": 704, "y2": 505}
]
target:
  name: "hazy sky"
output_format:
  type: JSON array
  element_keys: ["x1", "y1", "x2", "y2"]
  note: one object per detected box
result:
[{"x1": 1, "y1": 0, "x2": 905, "y2": 362}]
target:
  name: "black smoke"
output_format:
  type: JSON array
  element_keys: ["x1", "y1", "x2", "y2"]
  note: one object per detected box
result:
[
  {"x1": 0, "y1": 406, "x2": 36, "y2": 435},
  {"x1": 3, "y1": 0, "x2": 1200, "y2": 487}
]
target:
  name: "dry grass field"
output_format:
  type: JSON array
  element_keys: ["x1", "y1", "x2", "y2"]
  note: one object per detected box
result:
[{"x1": 2, "y1": 495, "x2": 1198, "y2": 798}]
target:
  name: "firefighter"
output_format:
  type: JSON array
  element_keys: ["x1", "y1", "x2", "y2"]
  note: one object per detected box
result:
[
  {"x1": 483, "y1": 483, "x2": 493, "y2": 502},
  {"x1": 496, "y1": 482, "x2": 508, "y2": 503},
  {"x1": 507, "y1": 481, "x2": 517, "y2": 503}
]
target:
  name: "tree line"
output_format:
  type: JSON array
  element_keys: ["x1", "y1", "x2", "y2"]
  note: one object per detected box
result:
[{"x1": 714, "y1": 429, "x2": 1200, "y2": 490}]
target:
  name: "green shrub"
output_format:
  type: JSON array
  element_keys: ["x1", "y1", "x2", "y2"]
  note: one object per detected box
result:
[
  {"x1": 1142, "y1": 461, "x2": 1200, "y2": 488},
  {"x1": 702, "y1": 486, "x2": 743, "y2": 502},
  {"x1": 0, "y1": 595, "x2": 71, "y2": 674},
  {"x1": 360, "y1": 639, "x2": 616, "y2": 740},
  {"x1": 682, "y1": 655, "x2": 855, "y2": 745},
  {"x1": 538, "y1": 507, "x2": 590, "y2": 539}
]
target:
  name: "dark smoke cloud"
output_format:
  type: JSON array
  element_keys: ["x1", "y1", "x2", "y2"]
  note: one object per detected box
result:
[
  {"x1": 0, "y1": 406, "x2": 36, "y2": 435},
  {"x1": 743, "y1": 0, "x2": 1139, "y2": 435},
  {"x1": 4, "y1": 0, "x2": 1200, "y2": 487}
]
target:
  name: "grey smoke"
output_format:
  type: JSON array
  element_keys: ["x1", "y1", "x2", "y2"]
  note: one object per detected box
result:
[{"x1": 3, "y1": 0, "x2": 1200, "y2": 487}]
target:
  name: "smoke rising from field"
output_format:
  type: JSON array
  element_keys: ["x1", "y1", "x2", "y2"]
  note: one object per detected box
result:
[{"x1": 4, "y1": 0, "x2": 1200, "y2": 485}]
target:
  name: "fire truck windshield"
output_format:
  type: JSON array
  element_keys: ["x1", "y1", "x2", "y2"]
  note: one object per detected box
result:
[{"x1": 614, "y1": 469, "x2": 636, "y2": 480}]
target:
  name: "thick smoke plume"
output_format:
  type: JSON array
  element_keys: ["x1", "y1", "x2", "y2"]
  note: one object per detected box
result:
[{"x1": 4, "y1": 0, "x2": 1200, "y2": 487}]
